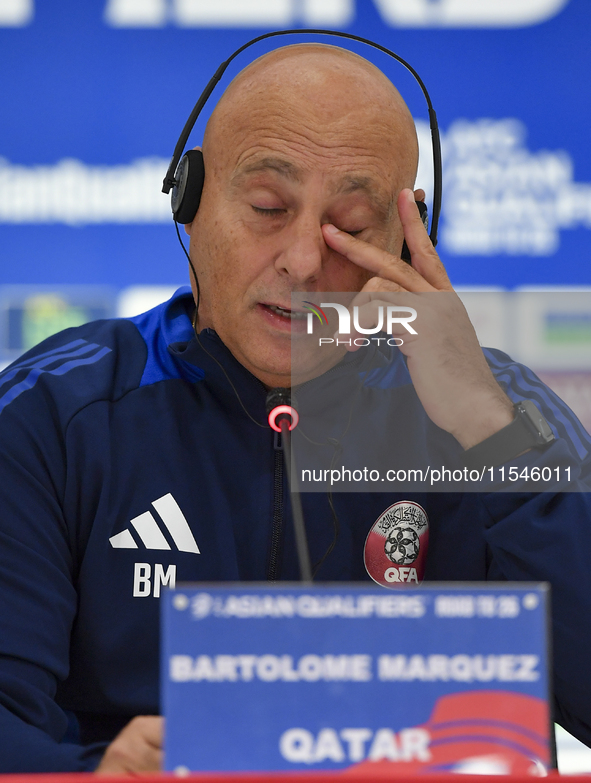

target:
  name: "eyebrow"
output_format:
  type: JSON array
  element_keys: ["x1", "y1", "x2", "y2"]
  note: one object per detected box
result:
[
  {"x1": 231, "y1": 157, "x2": 393, "y2": 221},
  {"x1": 231, "y1": 157, "x2": 303, "y2": 186},
  {"x1": 333, "y1": 176, "x2": 394, "y2": 222}
]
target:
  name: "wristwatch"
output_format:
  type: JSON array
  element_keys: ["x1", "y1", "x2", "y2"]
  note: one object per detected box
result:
[{"x1": 462, "y1": 400, "x2": 556, "y2": 470}]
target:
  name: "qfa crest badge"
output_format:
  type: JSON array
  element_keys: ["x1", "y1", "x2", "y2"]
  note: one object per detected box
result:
[{"x1": 364, "y1": 501, "x2": 429, "y2": 587}]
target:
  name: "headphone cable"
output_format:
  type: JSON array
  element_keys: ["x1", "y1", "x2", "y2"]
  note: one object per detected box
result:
[{"x1": 174, "y1": 219, "x2": 268, "y2": 429}]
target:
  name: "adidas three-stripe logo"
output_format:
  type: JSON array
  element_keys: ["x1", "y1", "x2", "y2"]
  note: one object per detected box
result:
[{"x1": 109, "y1": 493, "x2": 200, "y2": 553}]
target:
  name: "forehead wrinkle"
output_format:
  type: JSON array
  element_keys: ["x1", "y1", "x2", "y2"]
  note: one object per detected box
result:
[
  {"x1": 226, "y1": 117, "x2": 403, "y2": 177},
  {"x1": 231, "y1": 156, "x2": 303, "y2": 187}
]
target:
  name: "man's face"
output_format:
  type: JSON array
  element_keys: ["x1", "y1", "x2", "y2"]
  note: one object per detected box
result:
[{"x1": 186, "y1": 57, "x2": 415, "y2": 387}]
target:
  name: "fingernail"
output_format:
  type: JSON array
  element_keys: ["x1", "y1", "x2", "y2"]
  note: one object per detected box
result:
[
  {"x1": 404, "y1": 188, "x2": 415, "y2": 203},
  {"x1": 323, "y1": 224, "x2": 340, "y2": 236}
]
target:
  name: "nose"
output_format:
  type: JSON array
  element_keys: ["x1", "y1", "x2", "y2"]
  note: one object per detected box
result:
[{"x1": 274, "y1": 215, "x2": 328, "y2": 285}]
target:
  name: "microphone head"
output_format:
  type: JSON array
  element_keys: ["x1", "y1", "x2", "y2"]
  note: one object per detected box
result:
[
  {"x1": 266, "y1": 388, "x2": 299, "y2": 432},
  {"x1": 265, "y1": 387, "x2": 291, "y2": 415}
]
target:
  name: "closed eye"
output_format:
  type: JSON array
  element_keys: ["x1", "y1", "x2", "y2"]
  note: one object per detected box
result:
[
  {"x1": 252, "y1": 206, "x2": 286, "y2": 216},
  {"x1": 251, "y1": 206, "x2": 364, "y2": 235}
]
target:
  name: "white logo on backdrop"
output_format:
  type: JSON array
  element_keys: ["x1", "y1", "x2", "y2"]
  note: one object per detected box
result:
[
  {"x1": 438, "y1": 119, "x2": 591, "y2": 256},
  {"x1": 103, "y1": 0, "x2": 353, "y2": 28},
  {"x1": 1, "y1": 118, "x2": 590, "y2": 257},
  {"x1": 102, "y1": 0, "x2": 569, "y2": 29},
  {"x1": 0, "y1": 0, "x2": 571, "y2": 28},
  {"x1": 0, "y1": 158, "x2": 170, "y2": 224},
  {"x1": 0, "y1": 0, "x2": 33, "y2": 26},
  {"x1": 371, "y1": 0, "x2": 570, "y2": 28}
]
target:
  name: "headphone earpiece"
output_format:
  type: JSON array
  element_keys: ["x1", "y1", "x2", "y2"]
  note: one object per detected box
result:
[
  {"x1": 171, "y1": 149, "x2": 205, "y2": 224},
  {"x1": 401, "y1": 200, "x2": 429, "y2": 264}
]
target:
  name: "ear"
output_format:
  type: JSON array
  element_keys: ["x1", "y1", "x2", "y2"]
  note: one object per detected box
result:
[{"x1": 171, "y1": 147, "x2": 205, "y2": 224}]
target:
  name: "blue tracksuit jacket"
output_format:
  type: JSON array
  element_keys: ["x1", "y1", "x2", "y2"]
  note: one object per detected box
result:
[{"x1": 0, "y1": 288, "x2": 590, "y2": 771}]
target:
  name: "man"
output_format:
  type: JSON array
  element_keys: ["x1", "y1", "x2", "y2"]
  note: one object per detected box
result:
[{"x1": 0, "y1": 43, "x2": 589, "y2": 773}]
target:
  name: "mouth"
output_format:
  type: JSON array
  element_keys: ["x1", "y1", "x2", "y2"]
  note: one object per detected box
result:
[
  {"x1": 258, "y1": 302, "x2": 309, "y2": 333},
  {"x1": 264, "y1": 304, "x2": 307, "y2": 321}
]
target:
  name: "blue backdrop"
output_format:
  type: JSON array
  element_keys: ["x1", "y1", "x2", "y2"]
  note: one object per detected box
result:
[{"x1": 1, "y1": 0, "x2": 590, "y2": 295}]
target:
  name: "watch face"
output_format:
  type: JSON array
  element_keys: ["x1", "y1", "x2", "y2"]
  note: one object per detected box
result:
[{"x1": 521, "y1": 400, "x2": 555, "y2": 444}]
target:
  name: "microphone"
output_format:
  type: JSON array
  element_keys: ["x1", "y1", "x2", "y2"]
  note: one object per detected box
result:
[
  {"x1": 266, "y1": 387, "x2": 299, "y2": 432},
  {"x1": 265, "y1": 388, "x2": 311, "y2": 583}
]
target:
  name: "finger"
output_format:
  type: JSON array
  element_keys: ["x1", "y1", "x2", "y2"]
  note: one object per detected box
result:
[
  {"x1": 360, "y1": 277, "x2": 408, "y2": 295},
  {"x1": 398, "y1": 188, "x2": 453, "y2": 291},
  {"x1": 139, "y1": 715, "x2": 164, "y2": 749},
  {"x1": 344, "y1": 298, "x2": 384, "y2": 335},
  {"x1": 413, "y1": 188, "x2": 426, "y2": 203},
  {"x1": 322, "y1": 223, "x2": 435, "y2": 293},
  {"x1": 334, "y1": 296, "x2": 390, "y2": 353},
  {"x1": 353, "y1": 286, "x2": 415, "y2": 315},
  {"x1": 96, "y1": 717, "x2": 164, "y2": 774},
  {"x1": 350, "y1": 299, "x2": 416, "y2": 334},
  {"x1": 357, "y1": 292, "x2": 421, "y2": 333},
  {"x1": 96, "y1": 740, "x2": 162, "y2": 774},
  {"x1": 342, "y1": 288, "x2": 419, "y2": 355},
  {"x1": 132, "y1": 747, "x2": 163, "y2": 773},
  {"x1": 352, "y1": 285, "x2": 416, "y2": 321}
]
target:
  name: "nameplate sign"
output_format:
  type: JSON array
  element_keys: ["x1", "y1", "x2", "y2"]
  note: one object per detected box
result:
[{"x1": 162, "y1": 584, "x2": 550, "y2": 774}]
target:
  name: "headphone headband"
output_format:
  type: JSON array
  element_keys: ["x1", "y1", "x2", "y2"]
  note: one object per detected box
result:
[{"x1": 162, "y1": 28, "x2": 442, "y2": 246}]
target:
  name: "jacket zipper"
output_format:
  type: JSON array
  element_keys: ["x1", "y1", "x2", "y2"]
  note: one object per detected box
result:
[{"x1": 267, "y1": 430, "x2": 284, "y2": 581}]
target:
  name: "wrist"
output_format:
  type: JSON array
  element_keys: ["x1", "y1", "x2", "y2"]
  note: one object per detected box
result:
[
  {"x1": 462, "y1": 400, "x2": 556, "y2": 471},
  {"x1": 452, "y1": 394, "x2": 515, "y2": 451}
]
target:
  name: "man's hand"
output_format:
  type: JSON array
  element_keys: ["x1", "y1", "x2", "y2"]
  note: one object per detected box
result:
[
  {"x1": 95, "y1": 716, "x2": 163, "y2": 774},
  {"x1": 322, "y1": 188, "x2": 514, "y2": 450}
]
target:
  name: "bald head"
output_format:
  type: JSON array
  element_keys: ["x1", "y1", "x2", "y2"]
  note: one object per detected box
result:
[{"x1": 202, "y1": 43, "x2": 418, "y2": 193}]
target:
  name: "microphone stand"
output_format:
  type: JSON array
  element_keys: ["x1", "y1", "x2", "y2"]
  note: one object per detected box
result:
[{"x1": 279, "y1": 420, "x2": 313, "y2": 584}]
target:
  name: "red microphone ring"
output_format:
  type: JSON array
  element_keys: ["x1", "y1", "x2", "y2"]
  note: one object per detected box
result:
[{"x1": 268, "y1": 405, "x2": 299, "y2": 432}]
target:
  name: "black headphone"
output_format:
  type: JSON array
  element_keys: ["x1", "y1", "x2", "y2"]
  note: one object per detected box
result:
[{"x1": 162, "y1": 28, "x2": 442, "y2": 261}]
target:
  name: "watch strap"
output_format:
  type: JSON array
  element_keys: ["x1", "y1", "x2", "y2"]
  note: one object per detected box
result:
[{"x1": 462, "y1": 400, "x2": 555, "y2": 471}]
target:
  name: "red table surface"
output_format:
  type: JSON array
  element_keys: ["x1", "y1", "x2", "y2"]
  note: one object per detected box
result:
[{"x1": 0, "y1": 772, "x2": 583, "y2": 783}]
